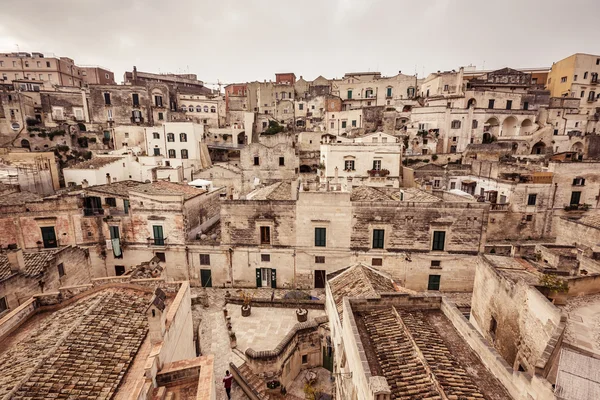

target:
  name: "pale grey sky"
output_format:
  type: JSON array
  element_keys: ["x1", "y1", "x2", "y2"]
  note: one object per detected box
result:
[{"x1": 1, "y1": 0, "x2": 599, "y2": 86}]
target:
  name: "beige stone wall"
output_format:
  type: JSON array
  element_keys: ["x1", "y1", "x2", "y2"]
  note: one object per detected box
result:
[{"x1": 470, "y1": 256, "x2": 562, "y2": 371}]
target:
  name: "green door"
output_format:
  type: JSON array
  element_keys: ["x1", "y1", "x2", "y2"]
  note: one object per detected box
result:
[
  {"x1": 271, "y1": 269, "x2": 277, "y2": 288},
  {"x1": 200, "y1": 269, "x2": 212, "y2": 288},
  {"x1": 41, "y1": 226, "x2": 57, "y2": 248},
  {"x1": 323, "y1": 346, "x2": 333, "y2": 372},
  {"x1": 256, "y1": 268, "x2": 262, "y2": 287},
  {"x1": 153, "y1": 225, "x2": 164, "y2": 245},
  {"x1": 428, "y1": 274, "x2": 441, "y2": 291}
]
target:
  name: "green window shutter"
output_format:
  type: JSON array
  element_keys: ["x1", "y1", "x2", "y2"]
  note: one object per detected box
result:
[
  {"x1": 315, "y1": 228, "x2": 326, "y2": 247},
  {"x1": 373, "y1": 229, "x2": 384, "y2": 249},
  {"x1": 271, "y1": 269, "x2": 277, "y2": 288},
  {"x1": 347, "y1": 90, "x2": 352, "y2": 99},
  {"x1": 256, "y1": 268, "x2": 262, "y2": 287},
  {"x1": 428, "y1": 275, "x2": 441, "y2": 290},
  {"x1": 123, "y1": 199, "x2": 129, "y2": 214},
  {"x1": 109, "y1": 226, "x2": 120, "y2": 239},
  {"x1": 387, "y1": 87, "x2": 392, "y2": 97},
  {"x1": 432, "y1": 231, "x2": 445, "y2": 251},
  {"x1": 341, "y1": 121, "x2": 346, "y2": 128}
]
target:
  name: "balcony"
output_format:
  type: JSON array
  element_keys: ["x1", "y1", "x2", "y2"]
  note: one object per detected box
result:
[
  {"x1": 83, "y1": 208, "x2": 104, "y2": 216},
  {"x1": 148, "y1": 237, "x2": 167, "y2": 246},
  {"x1": 490, "y1": 203, "x2": 510, "y2": 211},
  {"x1": 130, "y1": 117, "x2": 144, "y2": 124}
]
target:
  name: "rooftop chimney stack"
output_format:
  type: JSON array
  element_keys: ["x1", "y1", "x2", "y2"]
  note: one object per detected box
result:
[{"x1": 7, "y1": 247, "x2": 25, "y2": 274}]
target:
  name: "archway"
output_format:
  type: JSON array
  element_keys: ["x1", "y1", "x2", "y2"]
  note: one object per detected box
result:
[
  {"x1": 467, "y1": 98, "x2": 477, "y2": 108},
  {"x1": 501, "y1": 116, "x2": 519, "y2": 136},
  {"x1": 237, "y1": 132, "x2": 246, "y2": 145},
  {"x1": 531, "y1": 141, "x2": 546, "y2": 155},
  {"x1": 521, "y1": 119, "x2": 534, "y2": 135},
  {"x1": 402, "y1": 105, "x2": 412, "y2": 112},
  {"x1": 482, "y1": 132, "x2": 496, "y2": 144},
  {"x1": 299, "y1": 165, "x2": 313, "y2": 173},
  {"x1": 20, "y1": 139, "x2": 30, "y2": 149},
  {"x1": 484, "y1": 117, "x2": 500, "y2": 138},
  {"x1": 571, "y1": 141, "x2": 584, "y2": 154}
]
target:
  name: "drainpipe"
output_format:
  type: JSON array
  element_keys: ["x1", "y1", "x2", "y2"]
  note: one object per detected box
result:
[
  {"x1": 185, "y1": 246, "x2": 191, "y2": 281},
  {"x1": 293, "y1": 249, "x2": 297, "y2": 289}
]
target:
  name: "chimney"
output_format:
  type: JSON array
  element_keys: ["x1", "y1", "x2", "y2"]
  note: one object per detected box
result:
[{"x1": 7, "y1": 248, "x2": 25, "y2": 273}]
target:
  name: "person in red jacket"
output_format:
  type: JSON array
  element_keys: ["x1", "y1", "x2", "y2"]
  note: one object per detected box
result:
[{"x1": 223, "y1": 370, "x2": 233, "y2": 399}]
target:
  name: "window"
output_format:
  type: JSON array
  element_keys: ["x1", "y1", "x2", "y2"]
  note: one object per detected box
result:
[
  {"x1": 372, "y1": 229, "x2": 385, "y2": 249},
  {"x1": 372, "y1": 137, "x2": 378, "y2": 143},
  {"x1": 584, "y1": 72, "x2": 589, "y2": 79},
  {"x1": 373, "y1": 160, "x2": 381, "y2": 170},
  {"x1": 153, "y1": 225, "x2": 165, "y2": 245},
  {"x1": 573, "y1": 177, "x2": 586, "y2": 186},
  {"x1": 422, "y1": 149, "x2": 428, "y2": 155},
  {"x1": 428, "y1": 275, "x2": 441, "y2": 290},
  {"x1": 167, "y1": 133, "x2": 175, "y2": 142},
  {"x1": 574, "y1": 75, "x2": 578, "y2": 81},
  {"x1": 153, "y1": 148, "x2": 160, "y2": 156},
  {"x1": 200, "y1": 254, "x2": 210, "y2": 265},
  {"x1": 132, "y1": 93, "x2": 139, "y2": 106},
  {"x1": 433, "y1": 179, "x2": 440, "y2": 188},
  {"x1": 261, "y1": 254, "x2": 270, "y2": 262},
  {"x1": 0, "y1": 297, "x2": 6, "y2": 313},
  {"x1": 386, "y1": 87, "x2": 392, "y2": 97},
  {"x1": 443, "y1": 84, "x2": 449, "y2": 91},
  {"x1": 423, "y1": 139, "x2": 428, "y2": 145},
  {"x1": 527, "y1": 194, "x2": 537, "y2": 206},
  {"x1": 196, "y1": 106, "x2": 201, "y2": 112},
  {"x1": 12, "y1": 61, "x2": 16, "y2": 67},
  {"x1": 488, "y1": 99, "x2": 495, "y2": 109},
  {"x1": 260, "y1": 226, "x2": 271, "y2": 244},
  {"x1": 341, "y1": 121, "x2": 347, "y2": 128},
  {"x1": 431, "y1": 260, "x2": 441, "y2": 268},
  {"x1": 181, "y1": 149, "x2": 188, "y2": 159},
  {"x1": 330, "y1": 122, "x2": 334, "y2": 129},
  {"x1": 372, "y1": 258, "x2": 383, "y2": 266},
  {"x1": 526, "y1": 215, "x2": 533, "y2": 222},
  {"x1": 344, "y1": 160, "x2": 355, "y2": 171},
  {"x1": 279, "y1": 157, "x2": 285, "y2": 166},
  {"x1": 105, "y1": 197, "x2": 117, "y2": 207},
  {"x1": 203, "y1": 106, "x2": 209, "y2": 113},
  {"x1": 168, "y1": 149, "x2": 176, "y2": 158},
  {"x1": 299, "y1": 103, "x2": 304, "y2": 110},
  {"x1": 315, "y1": 228, "x2": 326, "y2": 247},
  {"x1": 523, "y1": 101, "x2": 529, "y2": 110},
  {"x1": 254, "y1": 156, "x2": 260, "y2": 166},
  {"x1": 506, "y1": 100, "x2": 512, "y2": 110},
  {"x1": 123, "y1": 199, "x2": 130, "y2": 214},
  {"x1": 302, "y1": 355, "x2": 308, "y2": 364},
  {"x1": 570, "y1": 191, "x2": 581, "y2": 205},
  {"x1": 180, "y1": 132, "x2": 187, "y2": 142},
  {"x1": 352, "y1": 120, "x2": 357, "y2": 127},
  {"x1": 153, "y1": 132, "x2": 160, "y2": 139},
  {"x1": 432, "y1": 231, "x2": 445, "y2": 251},
  {"x1": 158, "y1": 112, "x2": 164, "y2": 120},
  {"x1": 450, "y1": 182, "x2": 456, "y2": 190},
  {"x1": 347, "y1": 89, "x2": 352, "y2": 99},
  {"x1": 315, "y1": 256, "x2": 325, "y2": 264},
  {"x1": 210, "y1": 106, "x2": 216, "y2": 113},
  {"x1": 57, "y1": 263, "x2": 65, "y2": 277},
  {"x1": 104, "y1": 93, "x2": 111, "y2": 105},
  {"x1": 560, "y1": 76, "x2": 567, "y2": 83},
  {"x1": 156, "y1": 252, "x2": 166, "y2": 262},
  {"x1": 597, "y1": 59, "x2": 600, "y2": 65},
  {"x1": 451, "y1": 120, "x2": 461, "y2": 129},
  {"x1": 489, "y1": 316, "x2": 497, "y2": 338}
]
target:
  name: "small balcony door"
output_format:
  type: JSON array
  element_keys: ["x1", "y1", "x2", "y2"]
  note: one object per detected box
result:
[{"x1": 41, "y1": 226, "x2": 57, "y2": 248}]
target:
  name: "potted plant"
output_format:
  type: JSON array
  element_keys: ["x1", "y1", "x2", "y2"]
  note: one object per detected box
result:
[{"x1": 241, "y1": 291, "x2": 253, "y2": 317}]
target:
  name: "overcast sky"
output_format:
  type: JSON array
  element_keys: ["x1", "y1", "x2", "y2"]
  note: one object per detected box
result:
[{"x1": 1, "y1": 0, "x2": 599, "y2": 87}]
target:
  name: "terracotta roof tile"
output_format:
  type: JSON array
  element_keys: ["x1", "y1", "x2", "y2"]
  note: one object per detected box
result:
[{"x1": 68, "y1": 157, "x2": 124, "y2": 169}]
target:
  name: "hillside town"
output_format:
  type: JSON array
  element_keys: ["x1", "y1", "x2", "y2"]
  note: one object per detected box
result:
[{"x1": 1, "y1": 49, "x2": 600, "y2": 400}]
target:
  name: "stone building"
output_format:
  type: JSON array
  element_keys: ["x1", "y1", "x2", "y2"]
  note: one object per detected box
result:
[
  {"x1": 239, "y1": 132, "x2": 299, "y2": 185},
  {"x1": 470, "y1": 254, "x2": 600, "y2": 398},
  {"x1": 80, "y1": 66, "x2": 115, "y2": 85},
  {"x1": 0, "y1": 51, "x2": 84, "y2": 88}
]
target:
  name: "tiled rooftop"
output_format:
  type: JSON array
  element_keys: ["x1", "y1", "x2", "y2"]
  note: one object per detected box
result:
[
  {"x1": 131, "y1": 180, "x2": 206, "y2": 200},
  {"x1": 0, "y1": 249, "x2": 58, "y2": 281},
  {"x1": 85, "y1": 180, "x2": 144, "y2": 197},
  {"x1": 571, "y1": 214, "x2": 600, "y2": 229},
  {"x1": 68, "y1": 157, "x2": 124, "y2": 170},
  {"x1": 328, "y1": 264, "x2": 395, "y2": 322},
  {"x1": 0, "y1": 289, "x2": 150, "y2": 399},
  {"x1": 358, "y1": 307, "x2": 497, "y2": 399},
  {"x1": 0, "y1": 190, "x2": 43, "y2": 206},
  {"x1": 247, "y1": 181, "x2": 292, "y2": 200}
]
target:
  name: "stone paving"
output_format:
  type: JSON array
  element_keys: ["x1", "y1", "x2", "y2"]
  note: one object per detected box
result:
[
  {"x1": 227, "y1": 304, "x2": 326, "y2": 353},
  {"x1": 0, "y1": 289, "x2": 150, "y2": 399},
  {"x1": 192, "y1": 287, "x2": 325, "y2": 400}
]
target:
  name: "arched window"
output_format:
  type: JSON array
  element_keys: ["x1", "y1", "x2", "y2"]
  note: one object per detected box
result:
[
  {"x1": 181, "y1": 149, "x2": 188, "y2": 159},
  {"x1": 168, "y1": 149, "x2": 176, "y2": 158},
  {"x1": 180, "y1": 133, "x2": 187, "y2": 142},
  {"x1": 187, "y1": 106, "x2": 194, "y2": 112},
  {"x1": 196, "y1": 106, "x2": 201, "y2": 112},
  {"x1": 210, "y1": 106, "x2": 216, "y2": 113},
  {"x1": 203, "y1": 106, "x2": 209, "y2": 113},
  {"x1": 167, "y1": 133, "x2": 175, "y2": 142},
  {"x1": 181, "y1": 105, "x2": 187, "y2": 112}
]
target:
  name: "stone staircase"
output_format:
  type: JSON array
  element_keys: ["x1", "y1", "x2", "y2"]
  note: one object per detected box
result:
[{"x1": 231, "y1": 362, "x2": 270, "y2": 400}]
